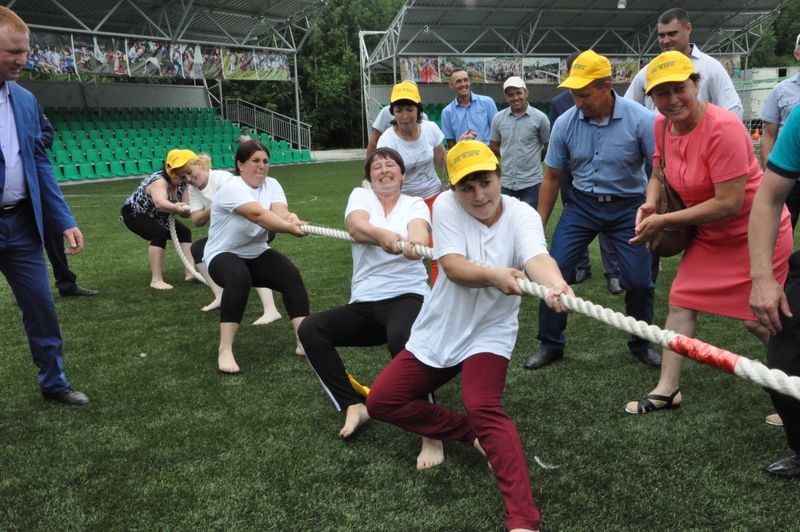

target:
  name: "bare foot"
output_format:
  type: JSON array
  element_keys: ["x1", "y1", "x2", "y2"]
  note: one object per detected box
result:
[
  {"x1": 295, "y1": 342, "x2": 306, "y2": 356},
  {"x1": 218, "y1": 348, "x2": 240, "y2": 374},
  {"x1": 150, "y1": 280, "x2": 173, "y2": 290},
  {"x1": 474, "y1": 438, "x2": 493, "y2": 472},
  {"x1": 416, "y1": 437, "x2": 444, "y2": 470},
  {"x1": 624, "y1": 389, "x2": 682, "y2": 414},
  {"x1": 185, "y1": 275, "x2": 199, "y2": 283},
  {"x1": 339, "y1": 403, "x2": 369, "y2": 438},
  {"x1": 201, "y1": 298, "x2": 221, "y2": 312},
  {"x1": 252, "y1": 308, "x2": 282, "y2": 326}
]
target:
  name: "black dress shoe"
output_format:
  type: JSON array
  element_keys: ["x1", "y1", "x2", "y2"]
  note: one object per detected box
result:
[
  {"x1": 765, "y1": 453, "x2": 800, "y2": 478},
  {"x1": 606, "y1": 277, "x2": 623, "y2": 294},
  {"x1": 41, "y1": 388, "x2": 90, "y2": 405},
  {"x1": 574, "y1": 268, "x2": 591, "y2": 284},
  {"x1": 630, "y1": 347, "x2": 662, "y2": 367},
  {"x1": 59, "y1": 285, "x2": 100, "y2": 297},
  {"x1": 524, "y1": 348, "x2": 564, "y2": 370}
]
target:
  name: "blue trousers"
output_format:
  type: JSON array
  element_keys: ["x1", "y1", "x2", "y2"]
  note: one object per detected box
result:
[
  {"x1": 0, "y1": 206, "x2": 71, "y2": 393},
  {"x1": 502, "y1": 184, "x2": 540, "y2": 210},
  {"x1": 559, "y1": 179, "x2": 619, "y2": 275},
  {"x1": 537, "y1": 189, "x2": 654, "y2": 353}
]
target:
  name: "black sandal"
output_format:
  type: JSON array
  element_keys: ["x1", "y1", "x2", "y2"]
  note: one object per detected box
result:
[{"x1": 630, "y1": 389, "x2": 681, "y2": 414}]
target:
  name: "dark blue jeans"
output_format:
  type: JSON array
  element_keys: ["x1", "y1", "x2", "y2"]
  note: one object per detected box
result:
[
  {"x1": 502, "y1": 184, "x2": 540, "y2": 210},
  {"x1": 537, "y1": 189, "x2": 654, "y2": 353},
  {"x1": 559, "y1": 180, "x2": 619, "y2": 275}
]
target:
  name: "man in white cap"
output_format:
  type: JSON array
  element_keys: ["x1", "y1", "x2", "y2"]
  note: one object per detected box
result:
[
  {"x1": 759, "y1": 32, "x2": 800, "y2": 231},
  {"x1": 488, "y1": 76, "x2": 550, "y2": 209},
  {"x1": 624, "y1": 8, "x2": 742, "y2": 118}
]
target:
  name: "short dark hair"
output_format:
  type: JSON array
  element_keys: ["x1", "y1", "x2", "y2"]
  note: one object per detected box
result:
[
  {"x1": 566, "y1": 51, "x2": 581, "y2": 71},
  {"x1": 450, "y1": 168, "x2": 501, "y2": 189},
  {"x1": 389, "y1": 100, "x2": 424, "y2": 123},
  {"x1": 658, "y1": 8, "x2": 690, "y2": 26},
  {"x1": 590, "y1": 77, "x2": 612, "y2": 89},
  {"x1": 233, "y1": 140, "x2": 270, "y2": 175},
  {"x1": 364, "y1": 147, "x2": 405, "y2": 181}
]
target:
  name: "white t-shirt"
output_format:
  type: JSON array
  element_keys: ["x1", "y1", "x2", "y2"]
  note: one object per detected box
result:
[
  {"x1": 188, "y1": 169, "x2": 235, "y2": 212},
  {"x1": 371, "y1": 105, "x2": 429, "y2": 134},
  {"x1": 345, "y1": 187, "x2": 430, "y2": 303},
  {"x1": 204, "y1": 176, "x2": 287, "y2": 267},
  {"x1": 405, "y1": 191, "x2": 548, "y2": 368},
  {"x1": 377, "y1": 121, "x2": 444, "y2": 200}
]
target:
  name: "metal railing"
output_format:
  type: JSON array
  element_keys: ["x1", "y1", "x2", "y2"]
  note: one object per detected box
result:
[{"x1": 224, "y1": 98, "x2": 312, "y2": 150}]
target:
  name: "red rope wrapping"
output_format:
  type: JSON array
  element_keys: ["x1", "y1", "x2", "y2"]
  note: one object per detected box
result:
[{"x1": 668, "y1": 334, "x2": 740, "y2": 374}]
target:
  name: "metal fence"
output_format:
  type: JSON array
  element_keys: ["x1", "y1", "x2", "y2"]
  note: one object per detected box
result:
[{"x1": 224, "y1": 99, "x2": 312, "y2": 150}]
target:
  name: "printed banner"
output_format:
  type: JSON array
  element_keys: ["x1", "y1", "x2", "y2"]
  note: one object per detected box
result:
[
  {"x1": 523, "y1": 57, "x2": 560, "y2": 84},
  {"x1": 221, "y1": 48, "x2": 290, "y2": 80},
  {"x1": 74, "y1": 35, "x2": 127, "y2": 77},
  {"x1": 126, "y1": 40, "x2": 171, "y2": 78},
  {"x1": 26, "y1": 31, "x2": 76, "y2": 78}
]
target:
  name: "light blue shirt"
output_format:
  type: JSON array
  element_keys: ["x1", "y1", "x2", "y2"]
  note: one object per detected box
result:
[
  {"x1": 767, "y1": 104, "x2": 800, "y2": 176},
  {"x1": 441, "y1": 92, "x2": 498, "y2": 144},
  {"x1": 545, "y1": 92, "x2": 655, "y2": 196},
  {"x1": 0, "y1": 82, "x2": 26, "y2": 206},
  {"x1": 760, "y1": 74, "x2": 800, "y2": 129}
]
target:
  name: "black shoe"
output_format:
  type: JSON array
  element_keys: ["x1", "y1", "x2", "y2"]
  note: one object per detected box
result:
[
  {"x1": 574, "y1": 268, "x2": 591, "y2": 284},
  {"x1": 41, "y1": 388, "x2": 90, "y2": 405},
  {"x1": 59, "y1": 285, "x2": 100, "y2": 297},
  {"x1": 606, "y1": 277, "x2": 623, "y2": 294},
  {"x1": 630, "y1": 347, "x2": 662, "y2": 367},
  {"x1": 765, "y1": 454, "x2": 800, "y2": 478},
  {"x1": 524, "y1": 348, "x2": 564, "y2": 370}
]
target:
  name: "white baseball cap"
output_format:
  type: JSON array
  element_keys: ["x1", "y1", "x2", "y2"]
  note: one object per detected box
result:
[{"x1": 503, "y1": 76, "x2": 526, "y2": 91}]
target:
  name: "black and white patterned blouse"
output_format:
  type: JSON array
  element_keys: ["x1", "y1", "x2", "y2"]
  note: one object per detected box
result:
[{"x1": 122, "y1": 170, "x2": 187, "y2": 229}]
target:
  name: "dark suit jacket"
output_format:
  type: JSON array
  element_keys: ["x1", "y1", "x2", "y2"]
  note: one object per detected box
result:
[{"x1": 5, "y1": 81, "x2": 75, "y2": 240}]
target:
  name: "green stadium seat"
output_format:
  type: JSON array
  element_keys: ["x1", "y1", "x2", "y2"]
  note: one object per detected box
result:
[
  {"x1": 70, "y1": 149, "x2": 86, "y2": 164},
  {"x1": 123, "y1": 161, "x2": 140, "y2": 175},
  {"x1": 62, "y1": 164, "x2": 79, "y2": 180},
  {"x1": 113, "y1": 147, "x2": 127, "y2": 160},
  {"x1": 78, "y1": 163, "x2": 96, "y2": 180},
  {"x1": 128, "y1": 147, "x2": 142, "y2": 160},
  {"x1": 138, "y1": 159, "x2": 155, "y2": 174},
  {"x1": 54, "y1": 150, "x2": 71, "y2": 165},
  {"x1": 290, "y1": 150, "x2": 302, "y2": 163},
  {"x1": 270, "y1": 150, "x2": 285, "y2": 165},
  {"x1": 100, "y1": 148, "x2": 114, "y2": 162},
  {"x1": 300, "y1": 150, "x2": 311, "y2": 162},
  {"x1": 85, "y1": 149, "x2": 103, "y2": 162},
  {"x1": 95, "y1": 162, "x2": 112, "y2": 178},
  {"x1": 52, "y1": 164, "x2": 66, "y2": 182},
  {"x1": 64, "y1": 139, "x2": 79, "y2": 152},
  {"x1": 109, "y1": 161, "x2": 126, "y2": 177}
]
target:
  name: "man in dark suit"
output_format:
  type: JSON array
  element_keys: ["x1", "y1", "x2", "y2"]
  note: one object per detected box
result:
[
  {"x1": 37, "y1": 105, "x2": 99, "y2": 297},
  {"x1": 0, "y1": 6, "x2": 89, "y2": 405}
]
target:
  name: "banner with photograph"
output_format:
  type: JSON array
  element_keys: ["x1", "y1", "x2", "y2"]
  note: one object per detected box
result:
[
  {"x1": 610, "y1": 57, "x2": 639, "y2": 83},
  {"x1": 26, "y1": 31, "x2": 77, "y2": 78},
  {"x1": 74, "y1": 35, "x2": 127, "y2": 77},
  {"x1": 221, "y1": 48, "x2": 291, "y2": 81},
  {"x1": 483, "y1": 57, "x2": 523, "y2": 83},
  {"x1": 399, "y1": 56, "x2": 444, "y2": 83},
  {"x1": 126, "y1": 40, "x2": 171, "y2": 78},
  {"x1": 522, "y1": 57, "x2": 560, "y2": 84},
  {"x1": 713, "y1": 55, "x2": 743, "y2": 79}
]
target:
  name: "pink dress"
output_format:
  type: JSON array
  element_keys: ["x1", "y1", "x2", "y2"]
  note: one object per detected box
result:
[{"x1": 654, "y1": 104, "x2": 792, "y2": 320}]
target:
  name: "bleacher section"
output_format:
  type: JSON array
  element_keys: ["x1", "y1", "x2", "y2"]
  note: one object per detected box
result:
[{"x1": 46, "y1": 107, "x2": 313, "y2": 182}]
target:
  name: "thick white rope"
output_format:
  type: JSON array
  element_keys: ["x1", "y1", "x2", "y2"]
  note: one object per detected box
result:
[
  {"x1": 169, "y1": 214, "x2": 208, "y2": 285},
  {"x1": 300, "y1": 223, "x2": 800, "y2": 402}
]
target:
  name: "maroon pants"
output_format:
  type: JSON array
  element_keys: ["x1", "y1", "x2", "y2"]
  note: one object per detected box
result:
[{"x1": 366, "y1": 349, "x2": 541, "y2": 531}]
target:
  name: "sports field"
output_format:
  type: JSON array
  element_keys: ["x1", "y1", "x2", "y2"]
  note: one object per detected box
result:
[{"x1": 1, "y1": 160, "x2": 798, "y2": 530}]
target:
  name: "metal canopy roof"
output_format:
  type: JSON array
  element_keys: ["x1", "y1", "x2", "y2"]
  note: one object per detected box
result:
[
  {"x1": 11, "y1": 0, "x2": 327, "y2": 52},
  {"x1": 364, "y1": 0, "x2": 788, "y2": 68}
]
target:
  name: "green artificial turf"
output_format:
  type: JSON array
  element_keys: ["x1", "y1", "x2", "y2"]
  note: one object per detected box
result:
[{"x1": 0, "y1": 161, "x2": 798, "y2": 531}]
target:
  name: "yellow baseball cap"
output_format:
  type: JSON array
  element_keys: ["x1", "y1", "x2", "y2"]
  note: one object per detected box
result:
[
  {"x1": 559, "y1": 50, "x2": 612, "y2": 89},
  {"x1": 165, "y1": 149, "x2": 198, "y2": 177},
  {"x1": 390, "y1": 81, "x2": 422, "y2": 104},
  {"x1": 645, "y1": 51, "x2": 696, "y2": 94},
  {"x1": 446, "y1": 140, "x2": 499, "y2": 185}
]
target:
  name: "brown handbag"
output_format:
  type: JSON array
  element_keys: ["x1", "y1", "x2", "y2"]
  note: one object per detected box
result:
[{"x1": 648, "y1": 119, "x2": 696, "y2": 257}]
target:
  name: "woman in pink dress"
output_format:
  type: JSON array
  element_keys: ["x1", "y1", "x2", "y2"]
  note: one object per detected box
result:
[{"x1": 625, "y1": 51, "x2": 793, "y2": 418}]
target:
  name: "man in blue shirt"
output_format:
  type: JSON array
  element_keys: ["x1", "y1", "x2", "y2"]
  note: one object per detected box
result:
[
  {"x1": 550, "y1": 52, "x2": 621, "y2": 294},
  {"x1": 749, "y1": 104, "x2": 800, "y2": 478},
  {"x1": 525, "y1": 50, "x2": 660, "y2": 371},
  {"x1": 440, "y1": 69, "x2": 498, "y2": 147}
]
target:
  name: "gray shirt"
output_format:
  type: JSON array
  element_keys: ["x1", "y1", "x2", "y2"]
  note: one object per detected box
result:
[
  {"x1": 489, "y1": 104, "x2": 550, "y2": 190},
  {"x1": 760, "y1": 74, "x2": 800, "y2": 129}
]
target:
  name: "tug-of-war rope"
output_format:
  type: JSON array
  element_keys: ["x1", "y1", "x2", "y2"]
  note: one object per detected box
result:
[{"x1": 169, "y1": 215, "x2": 800, "y2": 402}]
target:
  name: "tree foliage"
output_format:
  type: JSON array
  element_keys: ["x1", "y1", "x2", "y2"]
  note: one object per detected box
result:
[
  {"x1": 226, "y1": 0, "x2": 403, "y2": 149},
  {"x1": 748, "y1": 0, "x2": 800, "y2": 67}
]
